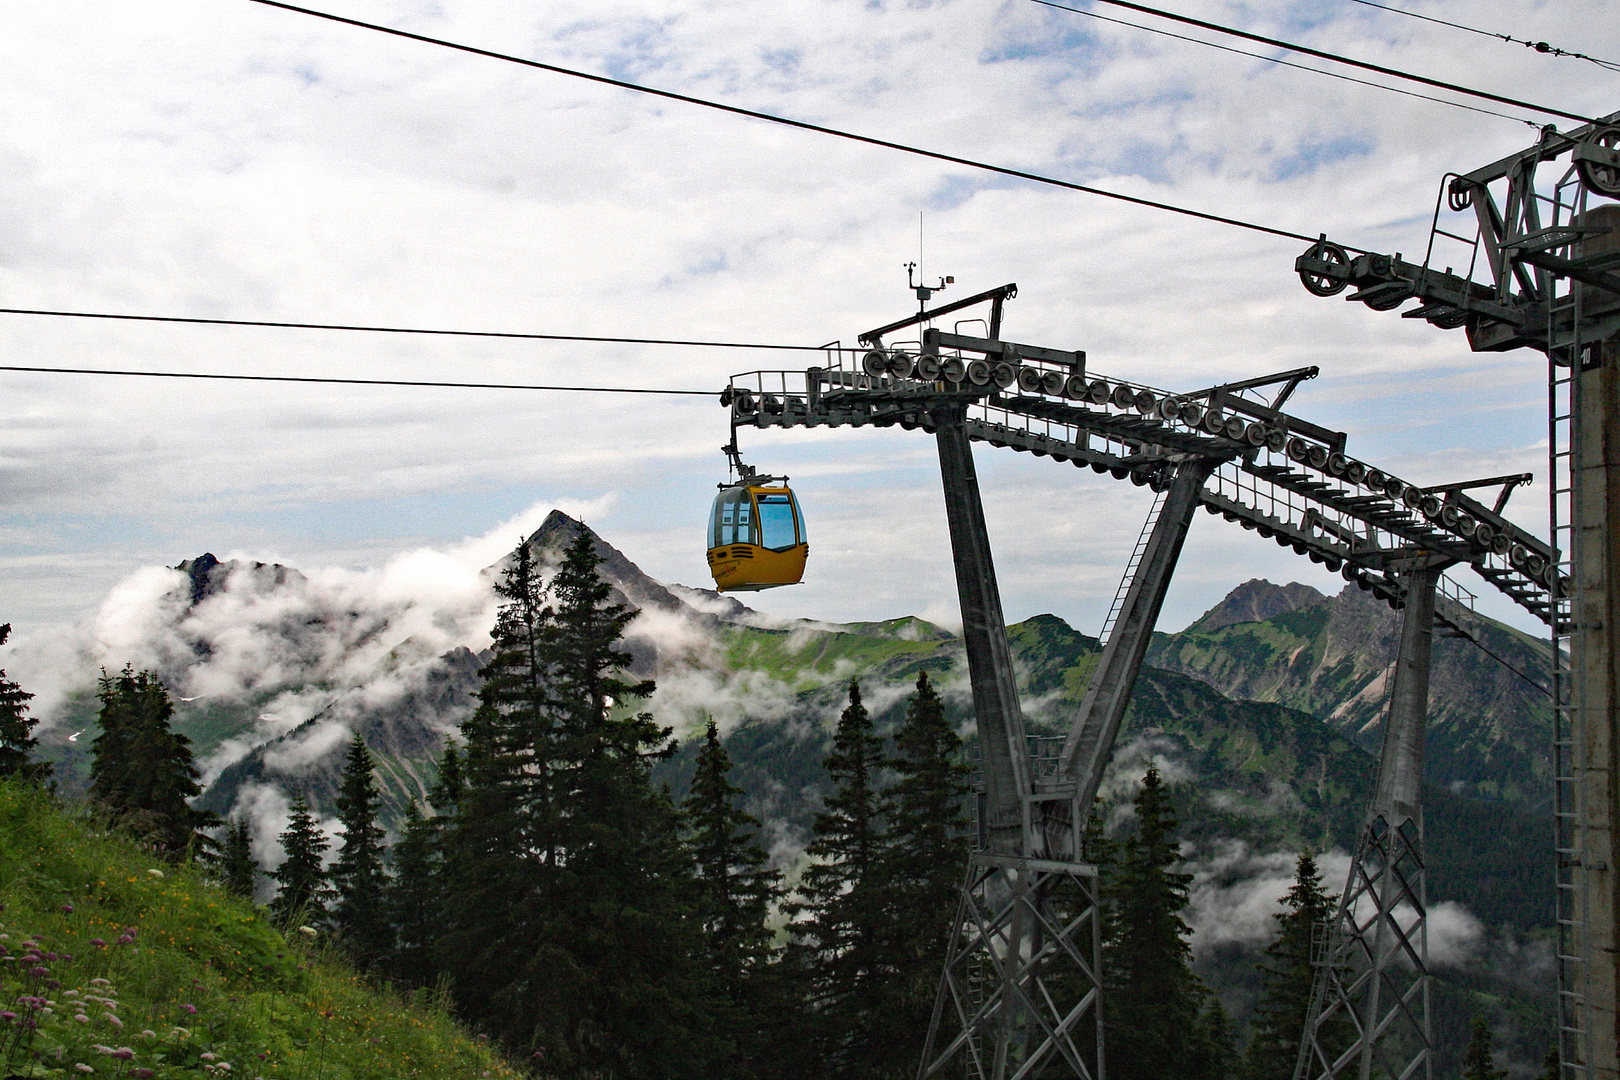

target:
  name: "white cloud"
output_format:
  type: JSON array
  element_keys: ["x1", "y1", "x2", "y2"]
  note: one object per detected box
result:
[{"x1": 1, "y1": 0, "x2": 1609, "y2": 640}]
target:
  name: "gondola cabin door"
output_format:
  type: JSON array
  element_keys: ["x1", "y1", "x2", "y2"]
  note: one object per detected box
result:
[{"x1": 707, "y1": 482, "x2": 808, "y2": 591}]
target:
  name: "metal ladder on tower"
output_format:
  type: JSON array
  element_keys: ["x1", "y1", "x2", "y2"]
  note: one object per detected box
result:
[
  {"x1": 1096, "y1": 484, "x2": 1171, "y2": 647},
  {"x1": 1549, "y1": 285, "x2": 1586, "y2": 1080}
]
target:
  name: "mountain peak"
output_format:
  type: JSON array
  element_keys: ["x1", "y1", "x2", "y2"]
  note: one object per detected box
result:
[
  {"x1": 1185, "y1": 579, "x2": 1326, "y2": 634},
  {"x1": 174, "y1": 552, "x2": 303, "y2": 607},
  {"x1": 504, "y1": 510, "x2": 687, "y2": 616}
]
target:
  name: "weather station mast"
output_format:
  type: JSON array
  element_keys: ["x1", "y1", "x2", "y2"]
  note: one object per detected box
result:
[{"x1": 1293, "y1": 111, "x2": 1620, "y2": 1080}]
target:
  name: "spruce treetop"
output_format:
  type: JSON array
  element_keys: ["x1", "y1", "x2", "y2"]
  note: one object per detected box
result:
[{"x1": 0, "y1": 624, "x2": 47, "y2": 783}]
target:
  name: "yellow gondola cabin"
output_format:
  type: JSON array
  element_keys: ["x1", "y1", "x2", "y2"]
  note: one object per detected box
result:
[{"x1": 706, "y1": 480, "x2": 808, "y2": 591}]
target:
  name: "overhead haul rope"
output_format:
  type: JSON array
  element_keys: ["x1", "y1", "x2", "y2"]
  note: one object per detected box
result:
[
  {"x1": 1029, "y1": 0, "x2": 1541, "y2": 127},
  {"x1": 1084, "y1": 0, "x2": 1598, "y2": 124},
  {"x1": 0, "y1": 307, "x2": 825, "y2": 352},
  {"x1": 240, "y1": 0, "x2": 1341, "y2": 248},
  {"x1": 0, "y1": 364, "x2": 714, "y2": 395}
]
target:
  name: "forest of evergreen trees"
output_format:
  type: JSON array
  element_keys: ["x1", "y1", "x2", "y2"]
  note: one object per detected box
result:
[{"x1": 0, "y1": 538, "x2": 1533, "y2": 1080}]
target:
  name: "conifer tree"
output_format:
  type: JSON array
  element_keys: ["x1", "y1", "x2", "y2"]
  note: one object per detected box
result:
[
  {"x1": 877, "y1": 670, "x2": 970, "y2": 1076},
  {"x1": 385, "y1": 741, "x2": 464, "y2": 986},
  {"x1": 684, "y1": 719, "x2": 780, "y2": 993},
  {"x1": 440, "y1": 528, "x2": 716, "y2": 1078},
  {"x1": 270, "y1": 795, "x2": 331, "y2": 926},
  {"x1": 1245, "y1": 853, "x2": 1339, "y2": 1080},
  {"x1": 89, "y1": 666, "x2": 213, "y2": 857},
  {"x1": 1461, "y1": 1016, "x2": 1507, "y2": 1080},
  {"x1": 1105, "y1": 765, "x2": 1229, "y2": 1080},
  {"x1": 220, "y1": 818, "x2": 258, "y2": 900},
  {"x1": 1541, "y1": 1045, "x2": 1561, "y2": 1080},
  {"x1": 0, "y1": 625, "x2": 47, "y2": 783},
  {"x1": 385, "y1": 802, "x2": 441, "y2": 986},
  {"x1": 682, "y1": 718, "x2": 781, "y2": 1078},
  {"x1": 787, "y1": 679, "x2": 891, "y2": 1079},
  {"x1": 331, "y1": 733, "x2": 390, "y2": 960}
]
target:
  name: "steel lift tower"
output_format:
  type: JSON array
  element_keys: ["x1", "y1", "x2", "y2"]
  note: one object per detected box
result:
[
  {"x1": 1294, "y1": 110, "x2": 1620, "y2": 1079},
  {"x1": 726, "y1": 273, "x2": 1558, "y2": 1078}
]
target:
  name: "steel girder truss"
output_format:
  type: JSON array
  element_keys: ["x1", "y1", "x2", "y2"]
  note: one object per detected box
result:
[
  {"x1": 919, "y1": 855, "x2": 1104, "y2": 1080},
  {"x1": 727, "y1": 340, "x2": 1554, "y2": 630},
  {"x1": 1297, "y1": 815, "x2": 1430, "y2": 1080}
]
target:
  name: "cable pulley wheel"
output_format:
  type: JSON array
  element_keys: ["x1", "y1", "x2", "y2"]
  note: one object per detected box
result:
[
  {"x1": 914, "y1": 352, "x2": 943, "y2": 381},
  {"x1": 1042, "y1": 370, "x2": 1067, "y2": 396},
  {"x1": 1110, "y1": 384, "x2": 1137, "y2": 409},
  {"x1": 1243, "y1": 422, "x2": 1269, "y2": 448},
  {"x1": 1017, "y1": 366, "x2": 1045, "y2": 393},
  {"x1": 942, "y1": 356, "x2": 967, "y2": 382},
  {"x1": 967, "y1": 359, "x2": 992, "y2": 386},
  {"x1": 1299, "y1": 238, "x2": 1351, "y2": 297},
  {"x1": 1065, "y1": 374, "x2": 1091, "y2": 399},
  {"x1": 1575, "y1": 126, "x2": 1620, "y2": 198},
  {"x1": 887, "y1": 351, "x2": 915, "y2": 379},
  {"x1": 992, "y1": 362, "x2": 1019, "y2": 389},
  {"x1": 862, "y1": 349, "x2": 889, "y2": 377},
  {"x1": 1088, "y1": 379, "x2": 1112, "y2": 406}
]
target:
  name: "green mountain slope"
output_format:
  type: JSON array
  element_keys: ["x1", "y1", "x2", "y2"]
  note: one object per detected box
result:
[
  {"x1": 0, "y1": 780, "x2": 518, "y2": 1080},
  {"x1": 1147, "y1": 580, "x2": 1554, "y2": 808}
]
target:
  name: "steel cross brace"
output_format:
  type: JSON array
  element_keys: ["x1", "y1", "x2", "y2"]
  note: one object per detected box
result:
[{"x1": 918, "y1": 855, "x2": 1104, "y2": 1080}]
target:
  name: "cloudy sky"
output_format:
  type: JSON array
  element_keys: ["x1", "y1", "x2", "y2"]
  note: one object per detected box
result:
[{"x1": 1, "y1": 0, "x2": 1614, "y2": 648}]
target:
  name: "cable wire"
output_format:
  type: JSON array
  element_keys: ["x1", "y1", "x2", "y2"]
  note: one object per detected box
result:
[
  {"x1": 240, "y1": 0, "x2": 1342, "y2": 249},
  {"x1": 0, "y1": 306, "x2": 824, "y2": 351},
  {"x1": 1345, "y1": 0, "x2": 1620, "y2": 73},
  {"x1": 1030, "y1": 0, "x2": 1539, "y2": 127},
  {"x1": 1087, "y1": 0, "x2": 1598, "y2": 125},
  {"x1": 0, "y1": 364, "x2": 715, "y2": 396}
]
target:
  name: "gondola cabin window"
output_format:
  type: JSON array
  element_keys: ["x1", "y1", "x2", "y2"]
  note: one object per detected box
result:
[
  {"x1": 756, "y1": 492, "x2": 802, "y2": 551},
  {"x1": 711, "y1": 489, "x2": 754, "y2": 547}
]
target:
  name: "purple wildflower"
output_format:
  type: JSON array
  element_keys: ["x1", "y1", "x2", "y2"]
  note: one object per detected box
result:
[
  {"x1": 90, "y1": 939, "x2": 105, "y2": 948},
  {"x1": 0, "y1": 1011, "x2": 14, "y2": 1021},
  {"x1": 180, "y1": 1004, "x2": 196, "y2": 1015},
  {"x1": 61, "y1": 904, "x2": 73, "y2": 915}
]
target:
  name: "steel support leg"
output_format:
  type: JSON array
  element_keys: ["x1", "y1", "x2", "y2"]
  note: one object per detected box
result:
[
  {"x1": 925, "y1": 406, "x2": 1104, "y2": 1080},
  {"x1": 1297, "y1": 562, "x2": 1443, "y2": 1080},
  {"x1": 1057, "y1": 456, "x2": 1217, "y2": 820},
  {"x1": 934, "y1": 404, "x2": 1032, "y2": 855}
]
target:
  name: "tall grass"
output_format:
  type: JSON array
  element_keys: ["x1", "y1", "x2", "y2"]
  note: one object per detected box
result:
[{"x1": 0, "y1": 780, "x2": 522, "y2": 1079}]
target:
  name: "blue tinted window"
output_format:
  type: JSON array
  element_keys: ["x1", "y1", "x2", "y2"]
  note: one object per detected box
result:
[{"x1": 757, "y1": 494, "x2": 798, "y2": 550}]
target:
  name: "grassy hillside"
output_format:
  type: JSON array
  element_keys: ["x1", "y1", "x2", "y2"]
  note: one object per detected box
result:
[{"x1": 0, "y1": 780, "x2": 520, "y2": 1080}]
